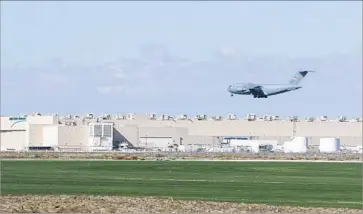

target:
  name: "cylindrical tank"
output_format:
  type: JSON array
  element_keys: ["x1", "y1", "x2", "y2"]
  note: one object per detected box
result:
[
  {"x1": 250, "y1": 142, "x2": 260, "y2": 153},
  {"x1": 290, "y1": 137, "x2": 308, "y2": 153},
  {"x1": 319, "y1": 138, "x2": 340, "y2": 153},
  {"x1": 283, "y1": 141, "x2": 292, "y2": 153},
  {"x1": 178, "y1": 145, "x2": 186, "y2": 152}
]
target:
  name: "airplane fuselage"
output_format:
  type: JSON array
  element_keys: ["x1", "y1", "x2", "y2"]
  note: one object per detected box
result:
[
  {"x1": 227, "y1": 70, "x2": 314, "y2": 98},
  {"x1": 228, "y1": 83, "x2": 302, "y2": 98}
]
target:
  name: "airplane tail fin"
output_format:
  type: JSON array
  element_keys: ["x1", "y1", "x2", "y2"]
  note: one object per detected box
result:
[{"x1": 288, "y1": 70, "x2": 315, "y2": 85}]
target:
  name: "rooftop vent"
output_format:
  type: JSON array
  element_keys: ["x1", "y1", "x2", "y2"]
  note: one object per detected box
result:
[
  {"x1": 263, "y1": 115, "x2": 273, "y2": 121},
  {"x1": 115, "y1": 114, "x2": 127, "y2": 120},
  {"x1": 127, "y1": 113, "x2": 135, "y2": 120},
  {"x1": 289, "y1": 116, "x2": 299, "y2": 122},
  {"x1": 85, "y1": 113, "x2": 94, "y2": 119},
  {"x1": 65, "y1": 121, "x2": 77, "y2": 126},
  {"x1": 148, "y1": 113, "x2": 156, "y2": 120},
  {"x1": 102, "y1": 114, "x2": 111, "y2": 120},
  {"x1": 211, "y1": 116, "x2": 222, "y2": 121},
  {"x1": 320, "y1": 116, "x2": 328, "y2": 121},
  {"x1": 160, "y1": 114, "x2": 171, "y2": 120},
  {"x1": 338, "y1": 116, "x2": 347, "y2": 122},
  {"x1": 227, "y1": 114, "x2": 237, "y2": 120},
  {"x1": 177, "y1": 114, "x2": 188, "y2": 120},
  {"x1": 195, "y1": 114, "x2": 207, "y2": 121},
  {"x1": 305, "y1": 117, "x2": 315, "y2": 122},
  {"x1": 246, "y1": 113, "x2": 256, "y2": 121}
]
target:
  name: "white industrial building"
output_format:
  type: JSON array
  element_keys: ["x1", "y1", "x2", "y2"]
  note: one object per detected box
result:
[{"x1": 0, "y1": 113, "x2": 362, "y2": 153}]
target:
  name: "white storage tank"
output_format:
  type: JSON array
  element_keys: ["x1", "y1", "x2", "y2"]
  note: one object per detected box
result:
[
  {"x1": 283, "y1": 137, "x2": 308, "y2": 153},
  {"x1": 283, "y1": 141, "x2": 292, "y2": 153},
  {"x1": 291, "y1": 137, "x2": 308, "y2": 153},
  {"x1": 357, "y1": 146, "x2": 362, "y2": 154},
  {"x1": 178, "y1": 145, "x2": 186, "y2": 152},
  {"x1": 250, "y1": 143, "x2": 260, "y2": 153},
  {"x1": 319, "y1": 137, "x2": 340, "y2": 153}
]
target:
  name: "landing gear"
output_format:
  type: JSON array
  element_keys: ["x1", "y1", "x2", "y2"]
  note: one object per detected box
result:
[
  {"x1": 230, "y1": 93, "x2": 234, "y2": 97},
  {"x1": 254, "y1": 95, "x2": 268, "y2": 98}
]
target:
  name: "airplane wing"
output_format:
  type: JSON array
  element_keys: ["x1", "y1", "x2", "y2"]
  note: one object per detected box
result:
[{"x1": 248, "y1": 85, "x2": 266, "y2": 97}]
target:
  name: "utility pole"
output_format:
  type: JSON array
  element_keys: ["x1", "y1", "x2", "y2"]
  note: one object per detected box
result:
[{"x1": 292, "y1": 121, "x2": 296, "y2": 137}]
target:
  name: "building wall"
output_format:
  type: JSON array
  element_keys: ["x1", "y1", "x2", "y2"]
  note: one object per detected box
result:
[
  {"x1": 107, "y1": 119, "x2": 362, "y2": 147},
  {"x1": 1, "y1": 115, "x2": 362, "y2": 151},
  {"x1": 113, "y1": 125, "x2": 138, "y2": 147},
  {"x1": 1, "y1": 123, "x2": 59, "y2": 150},
  {"x1": 339, "y1": 136, "x2": 362, "y2": 146},
  {"x1": 1, "y1": 117, "x2": 27, "y2": 130},
  {"x1": 42, "y1": 126, "x2": 59, "y2": 147},
  {"x1": 255, "y1": 136, "x2": 362, "y2": 146},
  {"x1": 139, "y1": 137, "x2": 173, "y2": 149},
  {"x1": 58, "y1": 125, "x2": 89, "y2": 150},
  {"x1": 0, "y1": 117, "x2": 28, "y2": 150},
  {"x1": 106, "y1": 119, "x2": 191, "y2": 128},
  {"x1": 113, "y1": 125, "x2": 189, "y2": 148},
  {"x1": 139, "y1": 126, "x2": 188, "y2": 145},
  {"x1": 0, "y1": 131, "x2": 26, "y2": 151},
  {"x1": 310, "y1": 136, "x2": 361, "y2": 146},
  {"x1": 295, "y1": 121, "x2": 362, "y2": 137},
  {"x1": 27, "y1": 124, "x2": 44, "y2": 147},
  {"x1": 256, "y1": 136, "x2": 292, "y2": 144},
  {"x1": 109, "y1": 119, "x2": 361, "y2": 138},
  {"x1": 186, "y1": 121, "x2": 293, "y2": 136},
  {"x1": 1, "y1": 116, "x2": 57, "y2": 130},
  {"x1": 26, "y1": 116, "x2": 57, "y2": 125},
  {"x1": 186, "y1": 135, "x2": 216, "y2": 146}
]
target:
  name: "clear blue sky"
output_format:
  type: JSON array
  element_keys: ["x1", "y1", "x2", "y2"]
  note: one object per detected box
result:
[{"x1": 1, "y1": 1, "x2": 362, "y2": 118}]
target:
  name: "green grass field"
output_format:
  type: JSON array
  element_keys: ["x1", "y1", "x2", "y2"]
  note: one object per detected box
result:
[{"x1": 1, "y1": 160, "x2": 362, "y2": 209}]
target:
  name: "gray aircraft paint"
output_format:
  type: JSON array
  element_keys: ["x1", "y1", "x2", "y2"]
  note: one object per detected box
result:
[{"x1": 227, "y1": 71, "x2": 315, "y2": 98}]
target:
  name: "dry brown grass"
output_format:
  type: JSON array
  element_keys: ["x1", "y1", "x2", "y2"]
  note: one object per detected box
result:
[
  {"x1": 114, "y1": 154, "x2": 138, "y2": 160},
  {"x1": 0, "y1": 195, "x2": 361, "y2": 214},
  {"x1": 0, "y1": 151, "x2": 361, "y2": 162}
]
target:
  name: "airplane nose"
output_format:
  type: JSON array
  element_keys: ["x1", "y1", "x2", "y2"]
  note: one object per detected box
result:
[{"x1": 227, "y1": 85, "x2": 232, "y2": 92}]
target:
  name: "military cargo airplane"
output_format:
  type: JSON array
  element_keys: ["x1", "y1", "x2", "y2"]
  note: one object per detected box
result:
[{"x1": 227, "y1": 70, "x2": 315, "y2": 98}]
